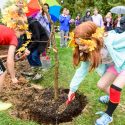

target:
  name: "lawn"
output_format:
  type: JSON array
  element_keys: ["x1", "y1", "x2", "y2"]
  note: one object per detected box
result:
[{"x1": 0, "y1": 35, "x2": 125, "y2": 125}]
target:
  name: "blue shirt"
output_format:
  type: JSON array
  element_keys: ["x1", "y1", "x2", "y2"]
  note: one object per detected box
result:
[{"x1": 59, "y1": 14, "x2": 71, "y2": 32}]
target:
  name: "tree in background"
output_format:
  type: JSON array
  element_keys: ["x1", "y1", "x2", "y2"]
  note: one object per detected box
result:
[
  {"x1": 57, "y1": 0, "x2": 85, "y2": 18},
  {"x1": 57, "y1": 0, "x2": 125, "y2": 17},
  {"x1": 3, "y1": 0, "x2": 125, "y2": 19}
]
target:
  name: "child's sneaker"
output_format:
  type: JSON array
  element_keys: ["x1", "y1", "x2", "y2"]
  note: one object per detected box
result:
[
  {"x1": 99, "y1": 95, "x2": 109, "y2": 104},
  {"x1": 32, "y1": 73, "x2": 42, "y2": 80},
  {"x1": 95, "y1": 113, "x2": 113, "y2": 125},
  {"x1": 21, "y1": 71, "x2": 34, "y2": 76}
]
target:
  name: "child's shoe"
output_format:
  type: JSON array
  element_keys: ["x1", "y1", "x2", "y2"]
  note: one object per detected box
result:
[
  {"x1": 95, "y1": 113, "x2": 113, "y2": 125},
  {"x1": 99, "y1": 95, "x2": 109, "y2": 104}
]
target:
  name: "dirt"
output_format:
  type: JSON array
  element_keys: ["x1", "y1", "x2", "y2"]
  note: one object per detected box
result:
[
  {"x1": 1, "y1": 72, "x2": 87, "y2": 125},
  {"x1": 0, "y1": 48, "x2": 88, "y2": 125},
  {"x1": 0, "y1": 82, "x2": 87, "y2": 125},
  {"x1": 0, "y1": 46, "x2": 8, "y2": 55}
]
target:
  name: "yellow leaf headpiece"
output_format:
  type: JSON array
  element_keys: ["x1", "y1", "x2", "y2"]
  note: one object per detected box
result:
[
  {"x1": 2, "y1": 1, "x2": 31, "y2": 39},
  {"x1": 68, "y1": 27, "x2": 104, "y2": 52}
]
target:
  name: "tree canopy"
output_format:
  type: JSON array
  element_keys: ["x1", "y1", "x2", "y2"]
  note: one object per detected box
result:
[
  {"x1": 0, "y1": 0, "x2": 125, "y2": 23},
  {"x1": 57, "y1": 0, "x2": 125, "y2": 17}
]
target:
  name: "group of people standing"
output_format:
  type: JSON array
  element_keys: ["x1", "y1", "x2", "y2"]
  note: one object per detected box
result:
[
  {"x1": 59, "y1": 7, "x2": 122, "y2": 48},
  {"x1": 79, "y1": 8, "x2": 121, "y2": 30}
]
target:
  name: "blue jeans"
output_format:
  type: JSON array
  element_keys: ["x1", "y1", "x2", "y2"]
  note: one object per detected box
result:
[{"x1": 27, "y1": 49, "x2": 42, "y2": 67}]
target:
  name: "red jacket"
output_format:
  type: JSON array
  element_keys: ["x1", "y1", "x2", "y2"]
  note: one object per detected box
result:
[{"x1": 0, "y1": 25, "x2": 18, "y2": 47}]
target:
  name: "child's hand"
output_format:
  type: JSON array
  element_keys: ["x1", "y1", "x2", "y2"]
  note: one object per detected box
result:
[
  {"x1": 70, "y1": 19, "x2": 75, "y2": 23},
  {"x1": 66, "y1": 91, "x2": 75, "y2": 105},
  {"x1": 25, "y1": 49, "x2": 30, "y2": 56},
  {"x1": 19, "y1": 49, "x2": 30, "y2": 60}
]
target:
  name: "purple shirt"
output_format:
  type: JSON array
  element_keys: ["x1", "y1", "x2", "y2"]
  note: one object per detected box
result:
[
  {"x1": 35, "y1": 12, "x2": 50, "y2": 36},
  {"x1": 75, "y1": 19, "x2": 81, "y2": 26}
]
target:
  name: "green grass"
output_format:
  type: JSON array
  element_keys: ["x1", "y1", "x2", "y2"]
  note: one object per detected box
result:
[
  {"x1": 0, "y1": 112, "x2": 38, "y2": 125},
  {"x1": 0, "y1": 35, "x2": 125, "y2": 125}
]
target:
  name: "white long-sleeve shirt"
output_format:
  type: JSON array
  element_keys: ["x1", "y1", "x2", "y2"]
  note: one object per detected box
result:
[{"x1": 92, "y1": 14, "x2": 104, "y2": 27}]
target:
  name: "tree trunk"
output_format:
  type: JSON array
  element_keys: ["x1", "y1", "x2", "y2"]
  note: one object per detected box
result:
[{"x1": 38, "y1": 0, "x2": 59, "y2": 100}]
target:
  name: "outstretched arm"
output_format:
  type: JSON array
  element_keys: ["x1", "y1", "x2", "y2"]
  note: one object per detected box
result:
[
  {"x1": 67, "y1": 62, "x2": 90, "y2": 104},
  {"x1": 70, "y1": 62, "x2": 90, "y2": 92}
]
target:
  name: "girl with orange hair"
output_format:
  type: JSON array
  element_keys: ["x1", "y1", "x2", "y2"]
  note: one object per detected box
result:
[{"x1": 66, "y1": 20, "x2": 125, "y2": 125}]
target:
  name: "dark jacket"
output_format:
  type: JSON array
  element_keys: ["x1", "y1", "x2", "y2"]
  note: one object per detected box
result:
[
  {"x1": 115, "y1": 16, "x2": 125, "y2": 33},
  {"x1": 80, "y1": 10, "x2": 92, "y2": 23},
  {"x1": 27, "y1": 17, "x2": 49, "y2": 54},
  {"x1": 104, "y1": 17, "x2": 113, "y2": 27}
]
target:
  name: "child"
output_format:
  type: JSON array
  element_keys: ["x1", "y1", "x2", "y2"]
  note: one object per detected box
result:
[
  {"x1": 59, "y1": 8, "x2": 74, "y2": 47},
  {"x1": 75, "y1": 14, "x2": 81, "y2": 26},
  {"x1": 104, "y1": 12, "x2": 113, "y2": 31},
  {"x1": 67, "y1": 20, "x2": 125, "y2": 125},
  {"x1": 20, "y1": 17, "x2": 49, "y2": 80}
]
